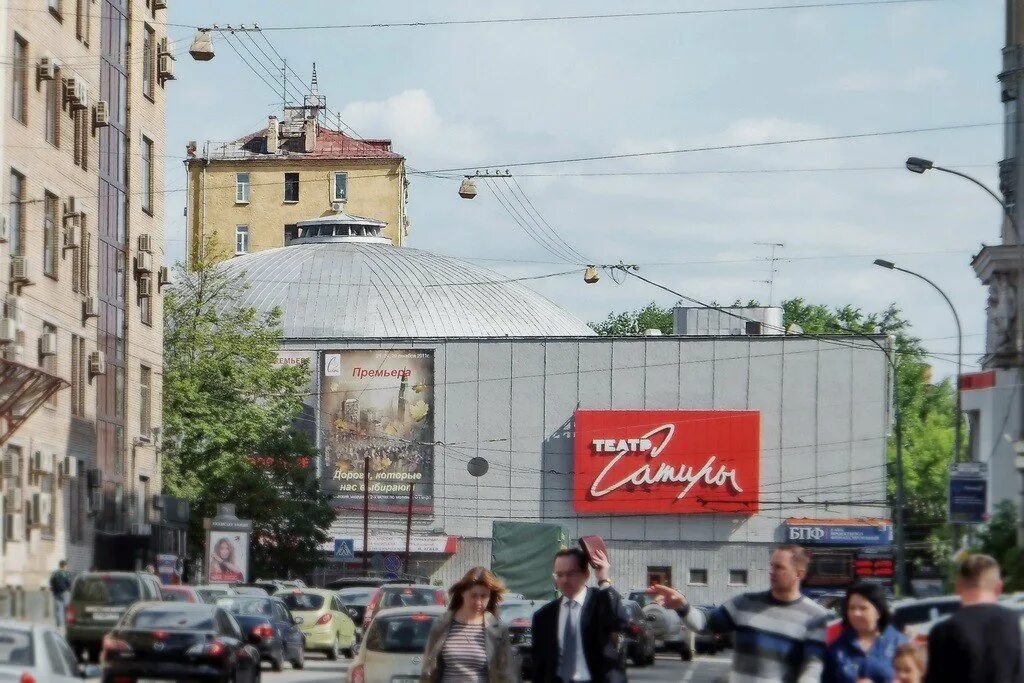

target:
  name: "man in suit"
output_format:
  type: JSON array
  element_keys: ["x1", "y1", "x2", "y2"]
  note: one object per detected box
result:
[{"x1": 532, "y1": 547, "x2": 627, "y2": 683}]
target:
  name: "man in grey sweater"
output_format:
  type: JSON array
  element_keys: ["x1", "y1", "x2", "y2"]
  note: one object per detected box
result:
[{"x1": 649, "y1": 544, "x2": 829, "y2": 683}]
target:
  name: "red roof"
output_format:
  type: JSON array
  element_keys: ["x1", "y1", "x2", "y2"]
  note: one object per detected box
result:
[{"x1": 225, "y1": 126, "x2": 403, "y2": 162}]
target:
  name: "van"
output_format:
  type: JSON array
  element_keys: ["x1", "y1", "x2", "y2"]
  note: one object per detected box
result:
[{"x1": 66, "y1": 571, "x2": 162, "y2": 661}]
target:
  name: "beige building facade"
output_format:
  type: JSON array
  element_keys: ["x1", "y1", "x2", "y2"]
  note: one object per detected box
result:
[
  {"x1": 1, "y1": 0, "x2": 172, "y2": 587},
  {"x1": 186, "y1": 112, "x2": 408, "y2": 265}
]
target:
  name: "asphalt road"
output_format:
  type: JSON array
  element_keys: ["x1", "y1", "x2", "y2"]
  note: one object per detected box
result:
[{"x1": 262, "y1": 652, "x2": 733, "y2": 682}]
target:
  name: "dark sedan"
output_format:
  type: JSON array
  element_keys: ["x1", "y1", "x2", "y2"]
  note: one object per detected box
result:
[
  {"x1": 336, "y1": 587, "x2": 377, "y2": 649},
  {"x1": 498, "y1": 599, "x2": 543, "y2": 679},
  {"x1": 100, "y1": 602, "x2": 261, "y2": 682},
  {"x1": 217, "y1": 595, "x2": 305, "y2": 671},
  {"x1": 622, "y1": 600, "x2": 657, "y2": 666}
]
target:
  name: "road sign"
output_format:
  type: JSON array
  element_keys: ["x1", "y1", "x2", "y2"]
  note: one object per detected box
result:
[
  {"x1": 384, "y1": 553, "x2": 402, "y2": 574},
  {"x1": 949, "y1": 462, "x2": 988, "y2": 524},
  {"x1": 333, "y1": 539, "x2": 355, "y2": 561}
]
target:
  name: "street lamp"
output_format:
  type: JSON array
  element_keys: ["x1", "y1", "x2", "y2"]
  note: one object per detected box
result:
[
  {"x1": 873, "y1": 259, "x2": 964, "y2": 464},
  {"x1": 188, "y1": 29, "x2": 215, "y2": 61},
  {"x1": 904, "y1": 156, "x2": 1016, "y2": 235}
]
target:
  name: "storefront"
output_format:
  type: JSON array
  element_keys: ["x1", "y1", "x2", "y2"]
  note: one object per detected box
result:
[{"x1": 785, "y1": 518, "x2": 895, "y2": 596}]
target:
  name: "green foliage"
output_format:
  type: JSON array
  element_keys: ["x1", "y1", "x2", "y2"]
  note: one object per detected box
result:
[
  {"x1": 975, "y1": 501, "x2": 1024, "y2": 592},
  {"x1": 589, "y1": 302, "x2": 674, "y2": 336},
  {"x1": 162, "y1": 239, "x2": 334, "y2": 579}
]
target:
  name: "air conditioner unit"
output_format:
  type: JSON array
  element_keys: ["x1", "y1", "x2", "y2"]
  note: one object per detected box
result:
[
  {"x1": 153, "y1": 0, "x2": 167, "y2": 10},
  {"x1": 61, "y1": 456, "x2": 77, "y2": 480},
  {"x1": 11, "y1": 256, "x2": 30, "y2": 283},
  {"x1": 37, "y1": 57, "x2": 56, "y2": 81},
  {"x1": 5, "y1": 297, "x2": 20, "y2": 325},
  {"x1": 135, "y1": 252, "x2": 153, "y2": 273},
  {"x1": 4, "y1": 488, "x2": 21, "y2": 512},
  {"x1": 88, "y1": 351, "x2": 106, "y2": 376},
  {"x1": 39, "y1": 332, "x2": 57, "y2": 357},
  {"x1": 2, "y1": 452, "x2": 17, "y2": 479},
  {"x1": 157, "y1": 266, "x2": 171, "y2": 290},
  {"x1": 158, "y1": 54, "x2": 175, "y2": 81},
  {"x1": 31, "y1": 451, "x2": 52, "y2": 474},
  {"x1": 0, "y1": 319, "x2": 16, "y2": 344},
  {"x1": 6, "y1": 514, "x2": 24, "y2": 542},
  {"x1": 137, "y1": 274, "x2": 153, "y2": 298},
  {"x1": 137, "y1": 233, "x2": 153, "y2": 254},
  {"x1": 64, "y1": 76, "x2": 82, "y2": 105},
  {"x1": 83, "y1": 296, "x2": 99, "y2": 320},
  {"x1": 0, "y1": 216, "x2": 8, "y2": 243},
  {"x1": 74, "y1": 83, "x2": 90, "y2": 110},
  {"x1": 94, "y1": 100, "x2": 110, "y2": 128},
  {"x1": 158, "y1": 37, "x2": 171, "y2": 56}
]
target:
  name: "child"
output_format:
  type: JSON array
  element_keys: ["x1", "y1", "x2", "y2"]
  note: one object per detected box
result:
[{"x1": 893, "y1": 643, "x2": 926, "y2": 683}]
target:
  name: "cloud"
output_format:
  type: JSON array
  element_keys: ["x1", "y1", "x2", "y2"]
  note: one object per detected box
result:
[{"x1": 832, "y1": 67, "x2": 950, "y2": 93}]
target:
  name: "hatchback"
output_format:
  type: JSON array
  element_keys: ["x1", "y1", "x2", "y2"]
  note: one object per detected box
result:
[
  {"x1": 350, "y1": 606, "x2": 446, "y2": 683},
  {"x1": 362, "y1": 584, "x2": 447, "y2": 630},
  {"x1": 0, "y1": 619, "x2": 100, "y2": 682},
  {"x1": 281, "y1": 588, "x2": 356, "y2": 659}
]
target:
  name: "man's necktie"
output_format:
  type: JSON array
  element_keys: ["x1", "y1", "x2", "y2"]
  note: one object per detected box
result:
[{"x1": 559, "y1": 600, "x2": 577, "y2": 682}]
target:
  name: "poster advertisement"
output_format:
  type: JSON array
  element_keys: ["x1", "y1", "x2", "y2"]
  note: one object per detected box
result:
[
  {"x1": 320, "y1": 350, "x2": 434, "y2": 512},
  {"x1": 207, "y1": 532, "x2": 249, "y2": 584}
]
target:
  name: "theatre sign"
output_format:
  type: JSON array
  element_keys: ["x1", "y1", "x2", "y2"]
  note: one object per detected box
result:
[{"x1": 573, "y1": 410, "x2": 760, "y2": 515}]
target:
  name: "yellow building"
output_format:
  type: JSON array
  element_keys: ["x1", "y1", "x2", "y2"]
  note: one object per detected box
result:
[{"x1": 186, "y1": 109, "x2": 408, "y2": 265}]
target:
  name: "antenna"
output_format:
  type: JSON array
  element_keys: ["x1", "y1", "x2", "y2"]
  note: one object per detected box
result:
[{"x1": 754, "y1": 242, "x2": 785, "y2": 306}]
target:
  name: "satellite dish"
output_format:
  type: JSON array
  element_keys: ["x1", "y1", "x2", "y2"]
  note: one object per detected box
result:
[{"x1": 467, "y1": 457, "x2": 489, "y2": 477}]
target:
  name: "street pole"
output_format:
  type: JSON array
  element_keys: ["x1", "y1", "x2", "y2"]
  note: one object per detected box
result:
[
  {"x1": 362, "y1": 456, "x2": 370, "y2": 577},
  {"x1": 894, "y1": 405, "x2": 906, "y2": 595},
  {"x1": 404, "y1": 483, "x2": 414, "y2": 575}
]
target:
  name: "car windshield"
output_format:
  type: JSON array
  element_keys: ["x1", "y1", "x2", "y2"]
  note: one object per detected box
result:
[
  {"x1": 0, "y1": 629, "x2": 33, "y2": 666},
  {"x1": 282, "y1": 593, "x2": 324, "y2": 611},
  {"x1": 498, "y1": 603, "x2": 538, "y2": 622},
  {"x1": 365, "y1": 614, "x2": 437, "y2": 653},
  {"x1": 381, "y1": 588, "x2": 437, "y2": 608},
  {"x1": 73, "y1": 576, "x2": 140, "y2": 605},
  {"x1": 217, "y1": 598, "x2": 274, "y2": 616},
  {"x1": 161, "y1": 589, "x2": 192, "y2": 603},
  {"x1": 337, "y1": 589, "x2": 375, "y2": 606},
  {"x1": 129, "y1": 609, "x2": 216, "y2": 630},
  {"x1": 197, "y1": 589, "x2": 230, "y2": 604}
]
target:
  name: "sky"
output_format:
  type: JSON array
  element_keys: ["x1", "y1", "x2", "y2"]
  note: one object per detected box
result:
[{"x1": 163, "y1": 0, "x2": 1004, "y2": 377}]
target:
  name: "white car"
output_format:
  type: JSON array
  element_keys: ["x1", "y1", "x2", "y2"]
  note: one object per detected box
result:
[
  {"x1": 642, "y1": 603, "x2": 695, "y2": 661},
  {"x1": 0, "y1": 619, "x2": 100, "y2": 681},
  {"x1": 350, "y1": 605, "x2": 447, "y2": 683}
]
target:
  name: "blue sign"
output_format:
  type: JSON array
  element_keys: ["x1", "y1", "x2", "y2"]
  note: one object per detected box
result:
[
  {"x1": 333, "y1": 539, "x2": 355, "y2": 561},
  {"x1": 786, "y1": 523, "x2": 892, "y2": 546},
  {"x1": 383, "y1": 553, "x2": 402, "y2": 574},
  {"x1": 949, "y1": 478, "x2": 987, "y2": 524}
]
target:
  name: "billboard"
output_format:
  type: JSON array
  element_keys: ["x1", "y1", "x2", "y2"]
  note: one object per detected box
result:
[
  {"x1": 573, "y1": 410, "x2": 760, "y2": 515},
  {"x1": 207, "y1": 532, "x2": 249, "y2": 584},
  {"x1": 320, "y1": 350, "x2": 434, "y2": 512}
]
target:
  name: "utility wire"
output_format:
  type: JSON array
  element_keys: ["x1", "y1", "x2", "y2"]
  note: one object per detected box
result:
[
  {"x1": 506, "y1": 175, "x2": 592, "y2": 264},
  {"x1": 493, "y1": 177, "x2": 588, "y2": 265}
]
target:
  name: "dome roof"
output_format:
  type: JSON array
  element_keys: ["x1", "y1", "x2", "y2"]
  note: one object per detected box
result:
[{"x1": 218, "y1": 240, "x2": 595, "y2": 339}]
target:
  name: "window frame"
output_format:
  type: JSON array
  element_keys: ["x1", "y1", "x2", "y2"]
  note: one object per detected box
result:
[
  {"x1": 11, "y1": 34, "x2": 28, "y2": 125},
  {"x1": 44, "y1": 68, "x2": 60, "y2": 148},
  {"x1": 43, "y1": 192, "x2": 59, "y2": 279},
  {"x1": 139, "y1": 365, "x2": 151, "y2": 438},
  {"x1": 728, "y1": 569, "x2": 748, "y2": 586},
  {"x1": 283, "y1": 172, "x2": 299, "y2": 203},
  {"x1": 235, "y1": 225, "x2": 250, "y2": 255},
  {"x1": 142, "y1": 25, "x2": 155, "y2": 100},
  {"x1": 140, "y1": 135, "x2": 154, "y2": 215},
  {"x1": 235, "y1": 173, "x2": 250, "y2": 204},
  {"x1": 332, "y1": 172, "x2": 347, "y2": 203},
  {"x1": 687, "y1": 568, "x2": 709, "y2": 586},
  {"x1": 48, "y1": 0, "x2": 63, "y2": 21},
  {"x1": 9, "y1": 170, "x2": 25, "y2": 256}
]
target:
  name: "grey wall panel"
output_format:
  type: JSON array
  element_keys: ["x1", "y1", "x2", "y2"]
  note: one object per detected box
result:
[
  {"x1": 511, "y1": 343, "x2": 546, "y2": 521},
  {"x1": 476, "y1": 343, "x2": 514, "y2": 536},
  {"x1": 679, "y1": 343, "x2": 714, "y2": 407},
  {"x1": 714, "y1": 340, "x2": 750, "y2": 409},
  {"x1": 542, "y1": 342, "x2": 580, "y2": 535},
  {"x1": 611, "y1": 340, "x2": 645, "y2": 410},
  {"x1": 441, "y1": 345, "x2": 481, "y2": 537},
  {"x1": 644, "y1": 341, "x2": 680, "y2": 409}
]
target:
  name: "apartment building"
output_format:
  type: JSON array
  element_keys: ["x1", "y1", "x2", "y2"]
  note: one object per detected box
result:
[{"x1": 1, "y1": 0, "x2": 175, "y2": 587}]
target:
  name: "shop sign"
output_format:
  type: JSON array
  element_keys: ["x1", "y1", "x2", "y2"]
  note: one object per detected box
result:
[
  {"x1": 949, "y1": 462, "x2": 988, "y2": 524},
  {"x1": 321, "y1": 533, "x2": 457, "y2": 554},
  {"x1": 786, "y1": 523, "x2": 893, "y2": 546},
  {"x1": 573, "y1": 410, "x2": 760, "y2": 515}
]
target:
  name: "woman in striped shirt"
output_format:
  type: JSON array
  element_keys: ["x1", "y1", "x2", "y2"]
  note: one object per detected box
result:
[{"x1": 421, "y1": 567, "x2": 516, "y2": 683}]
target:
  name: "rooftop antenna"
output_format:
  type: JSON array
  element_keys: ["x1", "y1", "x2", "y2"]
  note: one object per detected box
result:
[{"x1": 754, "y1": 242, "x2": 785, "y2": 306}]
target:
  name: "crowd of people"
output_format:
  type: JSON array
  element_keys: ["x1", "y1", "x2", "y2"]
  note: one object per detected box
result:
[{"x1": 420, "y1": 546, "x2": 1022, "y2": 683}]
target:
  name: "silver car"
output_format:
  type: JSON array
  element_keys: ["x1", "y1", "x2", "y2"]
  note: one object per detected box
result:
[{"x1": 0, "y1": 619, "x2": 100, "y2": 681}]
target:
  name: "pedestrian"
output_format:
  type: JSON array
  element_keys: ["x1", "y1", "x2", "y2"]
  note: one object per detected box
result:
[
  {"x1": 420, "y1": 566, "x2": 514, "y2": 683},
  {"x1": 924, "y1": 553, "x2": 1023, "y2": 683},
  {"x1": 649, "y1": 544, "x2": 830, "y2": 682},
  {"x1": 531, "y1": 547, "x2": 627, "y2": 683},
  {"x1": 48, "y1": 560, "x2": 72, "y2": 629},
  {"x1": 892, "y1": 644, "x2": 926, "y2": 683},
  {"x1": 822, "y1": 582, "x2": 907, "y2": 683}
]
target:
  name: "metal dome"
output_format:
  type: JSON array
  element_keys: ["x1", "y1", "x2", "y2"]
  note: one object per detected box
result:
[{"x1": 218, "y1": 239, "x2": 596, "y2": 339}]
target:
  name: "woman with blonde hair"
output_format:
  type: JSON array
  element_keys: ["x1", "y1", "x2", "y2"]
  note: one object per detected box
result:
[{"x1": 421, "y1": 567, "x2": 515, "y2": 683}]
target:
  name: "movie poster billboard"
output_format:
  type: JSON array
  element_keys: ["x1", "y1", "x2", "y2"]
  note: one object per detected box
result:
[
  {"x1": 207, "y1": 532, "x2": 249, "y2": 584},
  {"x1": 320, "y1": 350, "x2": 434, "y2": 513}
]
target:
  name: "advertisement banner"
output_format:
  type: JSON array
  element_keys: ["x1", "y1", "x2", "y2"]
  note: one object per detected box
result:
[
  {"x1": 320, "y1": 350, "x2": 434, "y2": 512},
  {"x1": 573, "y1": 410, "x2": 760, "y2": 515},
  {"x1": 786, "y1": 523, "x2": 893, "y2": 546},
  {"x1": 949, "y1": 462, "x2": 988, "y2": 524},
  {"x1": 207, "y1": 531, "x2": 249, "y2": 584}
]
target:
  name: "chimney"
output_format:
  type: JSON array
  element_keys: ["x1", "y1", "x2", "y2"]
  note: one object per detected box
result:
[
  {"x1": 303, "y1": 117, "x2": 317, "y2": 153},
  {"x1": 266, "y1": 116, "x2": 279, "y2": 154}
]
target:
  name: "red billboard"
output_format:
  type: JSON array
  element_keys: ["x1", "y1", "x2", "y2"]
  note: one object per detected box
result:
[{"x1": 573, "y1": 410, "x2": 760, "y2": 515}]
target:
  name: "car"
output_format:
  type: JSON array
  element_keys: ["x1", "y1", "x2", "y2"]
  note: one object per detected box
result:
[
  {"x1": 231, "y1": 585, "x2": 271, "y2": 597},
  {"x1": 281, "y1": 588, "x2": 357, "y2": 660},
  {"x1": 621, "y1": 600, "x2": 657, "y2": 667},
  {"x1": 498, "y1": 598, "x2": 545, "y2": 678},
  {"x1": 642, "y1": 603, "x2": 695, "y2": 661},
  {"x1": 255, "y1": 578, "x2": 307, "y2": 590},
  {"x1": 627, "y1": 590, "x2": 658, "y2": 609},
  {"x1": 217, "y1": 595, "x2": 306, "y2": 672},
  {"x1": 191, "y1": 584, "x2": 237, "y2": 604},
  {"x1": 336, "y1": 586, "x2": 378, "y2": 649},
  {"x1": 0, "y1": 619, "x2": 101, "y2": 681},
  {"x1": 362, "y1": 584, "x2": 447, "y2": 631},
  {"x1": 891, "y1": 596, "x2": 961, "y2": 634},
  {"x1": 99, "y1": 601, "x2": 261, "y2": 682},
  {"x1": 232, "y1": 582, "x2": 280, "y2": 596},
  {"x1": 694, "y1": 605, "x2": 727, "y2": 654},
  {"x1": 66, "y1": 571, "x2": 164, "y2": 662},
  {"x1": 349, "y1": 605, "x2": 447, "y2": 683},
  {"x1": 161, "y1": 585, "x2": 203, "y2": 603}
]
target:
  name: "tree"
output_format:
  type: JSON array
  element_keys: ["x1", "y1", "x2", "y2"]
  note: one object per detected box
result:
[
  {"x1": 975, "y1": 501, "x2": 1024, "y2": 592},
  {"x1": 163, "y1": 240, "x2": 334, "y2": 578},
  {"x1": 589, "y1": 302, "x2": 673, "y2": 336}
]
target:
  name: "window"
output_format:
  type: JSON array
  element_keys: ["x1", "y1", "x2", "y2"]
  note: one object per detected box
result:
[
  {"x1": 333, "y1": 172, "x2": 347, "y2": 202},
  {"x1": 11, "y1": 35, "x2": 27, "y2": 124},
  {"x1": 235, "y1": 173, "x2": 250, "y2": 203},
  {"x1": 9, "y1": 171, "x2": 24, "y2": 256},
  {"x1": 44, "y1": 68, "x2": 60, "y2": 147},
  {"x1": 284, "y1": 224, "x2": 299, "y2": 245},
  {"x1": 43, "y1": 193, "x2": 58, "y2": 278},
  {"x1": 141, "y1": 289, "x2": 151, "y2": 326},
  {"x1": 235, "y1": 226, "x2": 249, "y2": 255},
  {"x1": 75, "y1": 0, "x2": 84, "y2": 42},
  {"x1": 140, "y1": 365, "x2": 151, "y2": 437},
  {"x1": 41, "y1": 324, "x2": 57, "y2": 406},
  {"x1": 115, "y1": 251, "x2": 125, "y2": 302},
  {"x1": 141, "y1": 136, "x2": 153, "y2": 214},
  {"x1": 688, "y1": 568, "x2": 708, "y2": 585},
  {"x1": 71, "y1": 335, "x2": 85, "y2": 417},
  {"x1": 142, "y1": 26, "x2": 154, "y2": 99},
  {"x1": 284, "y1": 172, "x2": 299, "y2": 202},
  {"x1": 728, "y1": 569, "x2": 748, "y2": 586},
  {"x1": 48, "y1": 0, "x2": 62, "y2": 19},
  {"x1": 73, "y1": 109, "x2": 88, "y2": 169},
  {"x1": 114, "y1": 366, "x2": 124, "y2": 418},
  {"x1": 139, "y1": 476, "x2": 149, "y2": 524}
]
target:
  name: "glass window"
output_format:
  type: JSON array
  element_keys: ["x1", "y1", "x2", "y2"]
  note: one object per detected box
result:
[
  {"x1": 42, "y1": 324, "x2": 57, "y2": 407},
  {"x1": 45, "y1": 69, "x2": 60, "y2": 147},
  {"x1": 364, "y1": 614, "x2": 437, "y2": 654},
  {"x1": 235, "y1": 226, "x2": 249, "y2": 255},
  {"x1": 48, "y1": 0, "x2": 62, "y2": 17},
  {"x1": 281, "y1": 593, "x2": 324, "y2": 611},
  {"x1": 130, "y1": 609, "x2": 214, "y2": 630},
  {"x1": 688, "y1": 569, "x2": 708, "y2": 585},
  {"x1": 333, "y1": 172, "x2": 347, "y2": 202},
  {"x1": 115, "y1": 251, "x2": 125, "y2": 302},
  {"x1": 380, "y1": 587, "x2": 438, "y2": 609},
  {"x1": 141, "y1": 136, "x2": 153, "y2": 214},
  {"x1": 73, "y1": 576, "x2": 140, "y2": 604},
  {"x1": 284, "y1": 173, "x2": 299, "y2": 202},
  {"x1": 140, "y1": 365, "x2": 151, "y2": 437},
  {"x1": 728, "y1": 569, "x2": 748, "y2": 586},
  {"x1": 1006, "y1": 98, "x2": 1019, "y2": 161},
  {"x1": 43, "y1": 631, "x2": 69, "y2": 675},
  {"x1": 8, "y1": 171, "x2": 23, "y2": 256},
  {"x1": 43, "y1": 193, "x2": 58, "y2": 278},
  {"x1": 236, "y1": 173, "x2": 250, "y2": 203},
  {"x1": 114, "y1": 366, "x2": 124, "y2": 418},
  {"x1": 11, "y1": 35, "x2": 27, "y2": 124},
  {"x1": 142, "y1": 26, "x2": 154, "y2": 98},
  {"x1": 0, "y1": 628, "x2": 34, "y2": 666},
  {"x1": 141, "y1": 290, "x2": 152, "y2": 326}
]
